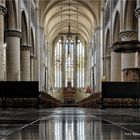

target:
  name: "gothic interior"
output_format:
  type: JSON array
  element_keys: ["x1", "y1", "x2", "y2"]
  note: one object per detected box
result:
[{"x1": 0, "y1": 0, "x2": 140, "y2": 139}]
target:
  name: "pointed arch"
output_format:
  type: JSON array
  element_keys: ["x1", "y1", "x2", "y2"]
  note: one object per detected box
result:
[
  {"x1": 105, "y1": 29, "x2": 111, "y2": 81},
  {"x1": 21, "y1": 11, "x2": 28, "y2": 45},
  {"x1": 5, "y1": 0, "x2": 18, "y2": 29},
  {"x1": 106, "y1": 29, "x2": 110, "y2": 55},
  {"x1": 31, "y1": 28, "x2": 35, "y2": 54},
  {"x1": 124, "y1": 0, "x2": 137, "y2": 30},
  {"x1": 113, "y1": 11, "x2": 120, "y2": 42}
]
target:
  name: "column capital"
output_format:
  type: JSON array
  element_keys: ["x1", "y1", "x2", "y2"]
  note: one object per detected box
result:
[
  {"x1": 135, "y1": 7, "x2": 140, "y2": 18},
  {"x1": 30, "y1": 54, "x2": 38, "y2": 59},
  {"x1": 0, "y1": 5, "x2": 6, "y2": 15},
  {"x1": 30, "y1": 54, "x2": 35, "y2": 59},
  {"x1": 5, "y1": 30, "x2": 22, "y2": 38},
  {"x1": 111, "y1": 30, "x2": 140, "y2": 53},
  {"x1": 95, "y1": 26, "x2": 101, "y2": 31},
  {"x1": 120, "y1": 30, "x2": 138, "y2": 41},
  {"x1": 103, "y1": 55, "x2": 111, "y2": 59},
  {"x1": 21, "y1": 44, "x2": 31, "y2": 51}
]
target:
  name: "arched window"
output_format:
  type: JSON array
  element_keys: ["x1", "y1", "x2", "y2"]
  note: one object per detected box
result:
[
  {"x1": 55, "y1": 37, "x2": 85, "y2": 88},
  {"x1": 65, "y1": 39, "x2": 74, "y2": 87},
  {"x1": 77, "y1": 40, "x2": 85, "y2": 88},
  {"x1": 55, "y1": 39, "x2": 62, "y2": 88}
]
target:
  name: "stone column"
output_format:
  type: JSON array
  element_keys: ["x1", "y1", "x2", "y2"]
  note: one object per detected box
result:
[
  {"x1": 39, "y1": 27, "x2": 45, "y2": 91},
  {"x1": 5, "y1": 30, "x2": 21, "y2": 81},
  {"x1": 61, "y1": 36, "x2": 65, "y2": 87},
  {"x1": 85, "y1": 45, "x2": 90, "y2": 87},
  {"x1": 106, "y1": 55, "x2": 111, "y2": 81},
  {"x1": 111, "y1": 52, "x2": 121, "y2": 81},
  {"x1": 103, "y1": 44, "x2": 111, "y2": 81},
  {"x1": 103, "y1": 56, "x2": 110, "y2": 81},
  {"x1": 30, "y1": 54, "x2": 34, "y2": 81},
  {"x1": 94, "y1": 27, "x2": 102, "y2": 91},
  {"x1": 20, "y1": 45, "x2": 31, "y2": 81},
  {"x1": 120, "y1": 31, "x2": 137, "y2": 81},
  {"x1": 84, "y1": 46, "x2": 87, "y2": 87},
  {"x1": 33, "y1": 56, "x2": 38, "y2": 81},
  {"x1": 73, "y1": 36, "x2": 78, "y2": 88},
  {"x1": 34, "y1": 5, "x2": 40, "y2": 88},
  {"x1": 135, "y1": 7, "x2": 140, "y2": 67},
  {"x1": 0, "y1": 4, "x2": 6, "y2": 80}
]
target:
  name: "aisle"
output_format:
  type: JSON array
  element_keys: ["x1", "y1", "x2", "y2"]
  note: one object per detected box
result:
[{"x1": 1, "y1": 108, "x2": 140, "y2": 140}]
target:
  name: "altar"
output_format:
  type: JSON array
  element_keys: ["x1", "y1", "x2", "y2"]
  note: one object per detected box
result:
[{"x1": 63, "y1": 82, "x2": 76, "y2": 104}]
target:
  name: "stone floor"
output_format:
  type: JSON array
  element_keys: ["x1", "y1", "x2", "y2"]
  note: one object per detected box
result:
[{"x1": 0, "y1": 108, "x2": 140, "y2": 140}]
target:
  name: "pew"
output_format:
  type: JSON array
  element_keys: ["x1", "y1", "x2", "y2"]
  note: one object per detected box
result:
[
  {"x1": 78, "y1": 93, "x2": 101, "y2": 108},
  {"x1": 41, "y1": 92, "x2": 62, "y2": 108}
]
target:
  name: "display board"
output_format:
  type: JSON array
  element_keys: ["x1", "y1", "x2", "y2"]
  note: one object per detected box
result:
[
  {"x1": 0, "y1": 81, "x2": 39, "y2": 98},
  {"x1": 102, "y1": 82, "x2": 140, "y2": 98}
]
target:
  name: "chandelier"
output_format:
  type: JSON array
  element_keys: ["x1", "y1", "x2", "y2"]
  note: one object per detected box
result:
[{"x1": 59, "y1": 0, "x2": 79, "y2": 55}]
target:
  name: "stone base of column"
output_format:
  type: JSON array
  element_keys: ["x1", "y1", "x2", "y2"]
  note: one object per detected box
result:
[
  {"x1": 139, "y1": 52, "x2": 140, "y2": 67},
  {"x1": 103, "y1": 55, "x2": 111, "y2": 81},
  {"x1": 30, "y1": 54, "x2": 34, "y2": 81},
  {"x1": 20, "y1": 45, "x2": 31, "y2": 81},
  {"x1": 122, "y1": 68, "x2": 140, "y2": 81},
  {"x1": 33, "y1": 56, "x2": 38, "y2": 81},
  {"x1": 111, "y1": 52, "x2": 121, "y2": 81}
]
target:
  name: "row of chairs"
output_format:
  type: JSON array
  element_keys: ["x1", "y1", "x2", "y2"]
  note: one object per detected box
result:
[
  {"x1": 0, "y1": 98, "x2": 39, "y2": 107},
  {"x1": 41, "y1": 92, "x2": 62, "y2": 108},
  {"x1": 102, "y1": 98, "x2": 140, "y2": 108},
  {"x1": 78, "y1": 93, "x2": 100, "y2": 108},
  {"x1": 0, "y1": 92, "x2": 62, "y2": 108}
]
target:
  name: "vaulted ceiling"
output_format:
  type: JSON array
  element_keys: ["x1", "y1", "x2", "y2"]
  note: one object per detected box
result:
[{"x1": 39, "y1": 0, "x2": 101, "y2": 44}]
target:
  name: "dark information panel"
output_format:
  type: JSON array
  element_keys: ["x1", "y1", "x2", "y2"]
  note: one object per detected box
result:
[
  {"x1": 102, "y1": 82, "x2": 140, "y2": 98},
  {"x1": 0, "y1": 81, "x2": 39, "y2": 98}
]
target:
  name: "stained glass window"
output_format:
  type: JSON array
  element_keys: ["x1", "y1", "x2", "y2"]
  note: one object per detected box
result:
[
  {"x1": 55, "y1": 39, "x2": 62, "y2": 88},
  {"x1": 65, "y1": 39, "x2": 74, "y2": 87},
  {"x1": 77, "y1": 40, "x2": 85, "y2": 88},
  {"x1": 55, "y1": 37, "x2": 85, "y2": 88}
]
